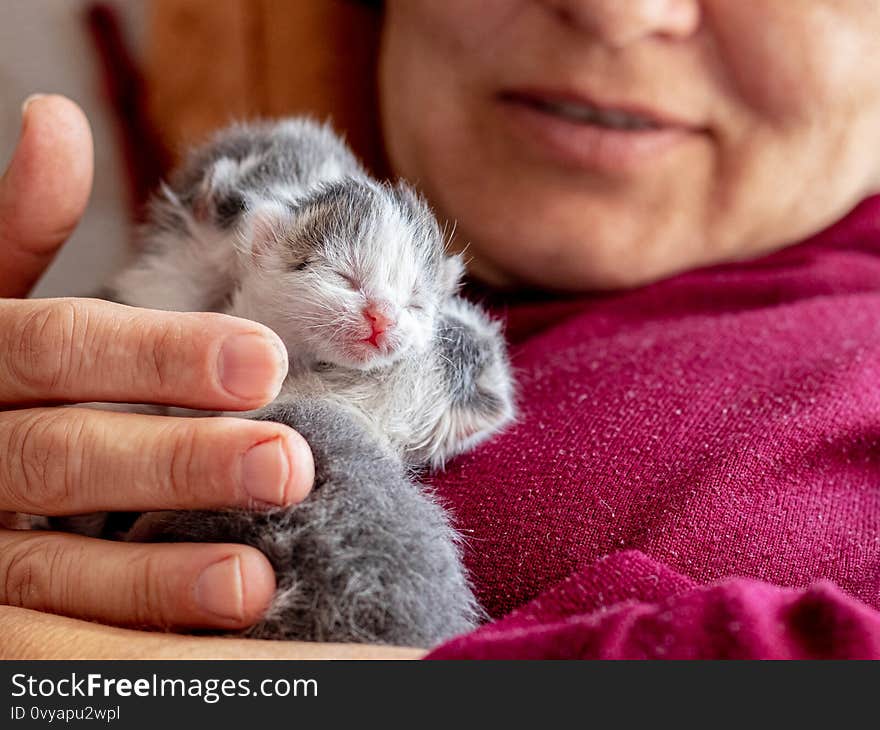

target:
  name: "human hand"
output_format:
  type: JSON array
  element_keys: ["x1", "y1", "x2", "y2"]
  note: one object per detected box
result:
[
  {"x1": 0, "y1": 95, "x2": 314, "y2": 631},
  {"x1": 0, "y1": 606, "x2": 427, "y2": 661},
  {"x1": 0, "y1": 606, "x2": 425, "y2": 659}
]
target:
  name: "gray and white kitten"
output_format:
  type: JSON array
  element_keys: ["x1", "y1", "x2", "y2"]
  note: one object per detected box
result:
[
  {"x1": 91, "y1": 119, "x2": 514, "y2": 646},
  {"x1": 110, "y1": 118, "x2": 512, "y2": 466}
]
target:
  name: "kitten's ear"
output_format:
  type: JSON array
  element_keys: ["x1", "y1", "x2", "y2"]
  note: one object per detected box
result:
[
  {"x1": 440, "y1": 254, "x2": 466, "y2": 295},
  {"x1": 240, "y1": 200, "x2": 293, "y2": 258},
  {"x1": 192, "y1": 158, "x2": 241, "y2": 224}
]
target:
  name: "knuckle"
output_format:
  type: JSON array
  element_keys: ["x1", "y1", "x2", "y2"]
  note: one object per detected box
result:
[
  {"x1": 6, "y1": 300, "x2": 84, "y2": 394},
  {"x1": 0, "y1": 535, "x2": 65, "y2": 610},
  {"x1": 128, "y1": 550, "x2": 174, "y2": 627},
  {"x1": 0, "y1": 410, "x2": 85, "y2": 513},
  {"x1": 136, "y1": 320, "x2": 184, "y2": 396},
  {"x1": 160, "y1": 423, "x2": 204, "y2": 503}
]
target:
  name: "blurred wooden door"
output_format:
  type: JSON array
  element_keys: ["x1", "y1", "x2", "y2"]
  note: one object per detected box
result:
[{"x1": 146, "y1": 0, "x2": 385, "y2": 173}]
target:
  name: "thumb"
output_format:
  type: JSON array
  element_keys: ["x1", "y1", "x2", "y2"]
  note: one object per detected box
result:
[{"x1": 0, "y1": 94, "x2": 94, "y2": 297}]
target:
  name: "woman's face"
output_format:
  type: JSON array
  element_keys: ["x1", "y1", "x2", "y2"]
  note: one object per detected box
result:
[{"x1": 379, "y1": 1, "x2": 880, "y2": 290}]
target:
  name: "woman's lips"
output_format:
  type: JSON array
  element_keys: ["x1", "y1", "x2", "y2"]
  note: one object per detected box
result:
[{"x1": 497, "y1": 90, "x2": 705, "y2": 172}]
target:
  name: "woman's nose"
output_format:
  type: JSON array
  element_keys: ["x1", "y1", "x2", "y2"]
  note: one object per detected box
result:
[{"x1": 542, "y1": 0, "x2": 701, "y2": 48}]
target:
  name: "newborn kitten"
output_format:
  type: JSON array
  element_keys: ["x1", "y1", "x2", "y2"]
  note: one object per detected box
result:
[
  {"x1": 92, "y1": 119, "x2": 515, "y2": 645},
  {"x1": 110, "y1": 118, "x2": 512, "y2": 465}
]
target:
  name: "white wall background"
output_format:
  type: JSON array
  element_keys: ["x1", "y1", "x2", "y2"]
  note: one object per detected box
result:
[{"x1": 0, "y1": 0, "x2": 145, "y2": 297}]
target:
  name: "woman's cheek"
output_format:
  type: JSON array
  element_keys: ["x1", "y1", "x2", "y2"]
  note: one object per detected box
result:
[{"x1": 706, "y1": 2, "x2": 874, "y2": 126}]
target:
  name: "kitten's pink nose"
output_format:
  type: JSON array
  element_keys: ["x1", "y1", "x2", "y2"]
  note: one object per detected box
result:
[{"x1": 362, "y1": 303, "x2": 395, "y2": 348}]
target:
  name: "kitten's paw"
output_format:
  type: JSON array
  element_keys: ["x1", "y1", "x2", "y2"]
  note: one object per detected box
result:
[{"x1": 422, "y1": 297, "x2": 515, "y2": 468}]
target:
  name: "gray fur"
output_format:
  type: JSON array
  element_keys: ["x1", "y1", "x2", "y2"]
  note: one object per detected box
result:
[
  {"x1": 69, "y1": 118, "x2": 515, "y2": 646},
  {"x1": 128, "y1": 399, "x2": 481, "y2": 645}
]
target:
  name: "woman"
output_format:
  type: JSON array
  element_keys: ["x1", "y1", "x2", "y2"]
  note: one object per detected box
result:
[{"x1": 2, "y1": 0, "x2": 880, "y2": 658}]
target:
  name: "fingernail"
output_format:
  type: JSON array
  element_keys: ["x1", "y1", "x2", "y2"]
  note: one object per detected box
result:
[
  {"x1": 195, "y1": 556, "x2": 244, "y2": 621},
  {"x1": 21, "y1": 93, "x2": 47, "y2": 117},
  {"x1": 217, "y1": 332, "x2": 286, "y2": 401},
  {"x1": 240, "y1": 438, "x2": 290, "y2": 505}
]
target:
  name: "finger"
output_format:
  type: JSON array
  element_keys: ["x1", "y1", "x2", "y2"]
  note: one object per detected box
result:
[
  {"x1": 0, "y1": 408, "x2": 314, "y2": 514},
  {"x1": 0, "y1": 95, "x2": 94, "y2": 297},
  {"x1": 0, "y1": 298, "x2": 288, "y2": 409},
  {"x1": 0, "y1": 530, "x2": 276, "y2": 630},
  {"x1": 0, "y1": 606, "x2": 427, "y2": 659}
]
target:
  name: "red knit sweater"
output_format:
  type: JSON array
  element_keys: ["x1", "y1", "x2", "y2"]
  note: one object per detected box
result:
[{"x1": 428, "y1": 195, "x2": 880, "y2": 659}]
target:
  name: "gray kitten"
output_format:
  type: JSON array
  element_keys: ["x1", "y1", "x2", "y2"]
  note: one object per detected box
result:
[{"x1": 91, "y1": 119, "x2": 515, "y2": 646}]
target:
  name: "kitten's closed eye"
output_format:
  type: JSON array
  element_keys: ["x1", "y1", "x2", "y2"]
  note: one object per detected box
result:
[
  {"x1": 293, "y1": 259, "x2": 311, "y2": 272},
  {"x1": 334, "y1": 270, "x2": 360, "y2": 289}
]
